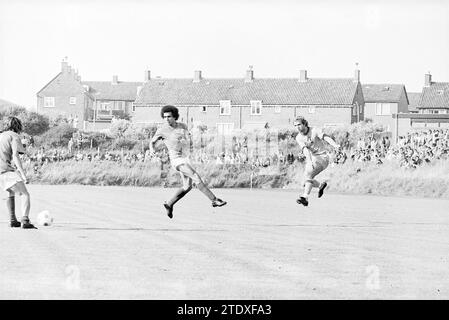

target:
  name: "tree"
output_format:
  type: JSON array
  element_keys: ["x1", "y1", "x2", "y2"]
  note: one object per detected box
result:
[{"x1": 0, "y1": 106, "x2": 50, "y2": 136}]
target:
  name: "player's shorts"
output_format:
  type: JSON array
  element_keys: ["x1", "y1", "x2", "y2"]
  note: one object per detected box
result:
[
  {"x1": 0, "y1": 171, "x2": 24, "y2": 192},
  {"x1": 304, "y1": 154, "x2": 329, "y2": 180},
  {"x1": 171, "y1": 157, "x2": 192, "y2": 171}
]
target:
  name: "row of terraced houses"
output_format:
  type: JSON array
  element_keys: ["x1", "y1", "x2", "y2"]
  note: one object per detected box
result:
[{"x1": 36, "y1": 59, "x2": 449, "y2": 141}]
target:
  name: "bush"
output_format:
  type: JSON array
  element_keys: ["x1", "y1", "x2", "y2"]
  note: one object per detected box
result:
[
  {"x1": 80, "y1": 131, "x2": 113, "y2": 149},
  {"x1": 323, "y1": 122, "x2": 389, "y2": 149},
  {"x1": 0, "y1": 106, "x2": 50, "y2": 136},
  {"x1": 109, "y1": 119, "x2": 132, "y2": 138},
  {"x1": 124, "y1": 123, "x2": 158, "y2": 140},
  {"x1": 49, "y1": 115, "x2": 71, "y2": 128},
  {"x1": 111, "y1": 137, "x2": 137, "y2": 150},
  {"x1": 34, "y1": 124, "x2": 77, "y2": 148}
]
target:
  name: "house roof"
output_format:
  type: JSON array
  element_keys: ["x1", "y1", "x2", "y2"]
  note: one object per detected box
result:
[
  {"x1": 82, "y1": 81, "x2": 142, "y2": 101},
  {"x1": 361, "y1": 84, "x2": 405, "y2": 103},
  {"x1": 134, "y1": 78, "x2": 360, "y2": 106},
  {"x1": 36, "y1": 72, "x2": 62, "y2": 96},
  {"x1": 407, "y1": 92, "x2": 422, "y2": 112},
  {"x1": 419, "y1": 82, "x2": 449, "y2": 109}
]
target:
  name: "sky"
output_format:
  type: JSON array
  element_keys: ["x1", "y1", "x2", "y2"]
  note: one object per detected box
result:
[{"x1": 0, "y1": 0, "x2": 448, "y2": 109}]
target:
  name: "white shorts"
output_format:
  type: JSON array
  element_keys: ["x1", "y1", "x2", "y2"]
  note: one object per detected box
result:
[
  {"x1": 304, "y1": 154, "x2": 329, "y2": 180},
  {"x1": 171, "y1": 157, "x2": 191, "y2": 170},
  {"x1": 0, "y1": 171, "x2": 24, "y2": 192}
]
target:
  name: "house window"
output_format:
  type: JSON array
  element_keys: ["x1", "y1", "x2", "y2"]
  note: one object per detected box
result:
[
  {"x1": 250, "y1": 100, "x2": 262, "y2": 115},
  {"x1": 44, "y1": 97, "x2": 55, "y2": 108},
  {"x1": 202, "y1": 106, "x2": 207, "y2": 113},
  {"x1": 274, "y1": 106, "x2": 281, "y2": 113},
  {"x1": 427, "y1": 109, "x2": 446, "y2": 114},
  {"x1": 308, "y1": 106, "x2": 316, "y2": 114},
  {"x1": 217, "y1": 123, "x2": 234, "y2": 135},
  {"x1": 219, "y1": 100, "x2": 231, "y2": 115},
  {"x1": 360, "y1": 104, "x2": 363, "y2": 114},
  {"x1": 352, "y1": 105, "x2": 357, "y2": 116},
  {"x1": 69, "y1": 97, "x2": 76, "y2": 105},
  {"x1": 375, "y1": 103, "x2": 391, "y2": 115},
  {"x1": 113, "y1": 101, "x2": 125, "y2": 110},
  {"x1": 132, "y1": 103, "x2": 136, "y2": 112},
  {"x1": 100, "y1": 102, "x2": 111, "y2": 111}
]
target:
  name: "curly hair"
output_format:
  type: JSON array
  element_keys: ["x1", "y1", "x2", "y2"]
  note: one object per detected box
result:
[
  {"x1": 160, "y1": 105, "x2": 179, "y2": 120},
  {"x1": 4, "y1": 116, "x2": 23, "y2": 133}
]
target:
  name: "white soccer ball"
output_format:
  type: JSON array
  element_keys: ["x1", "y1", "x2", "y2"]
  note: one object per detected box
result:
[{"x1": 37, "y1": 210, "x2": 54, "y2": 226}]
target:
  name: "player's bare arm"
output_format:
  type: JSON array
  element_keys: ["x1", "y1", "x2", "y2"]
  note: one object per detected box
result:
[
  {"x1": 323, "y1": 134, "x2": 340, "y2": 150},
  {"x1": 150, "y1": 131, "x2": 163, "y2": 155}
]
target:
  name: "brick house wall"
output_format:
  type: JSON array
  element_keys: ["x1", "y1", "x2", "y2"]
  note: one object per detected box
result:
[
  {"x1": 364, "y1": 102, "x2": 398, "y2": 131},
  {"x1": 132, "y1": 104, "x2": 355, "y2": 130},
  {"x1": 131, "y1": 74, "x2": 365, "y2": 131},
  {"x1": 37, "y1": 68, "x2": 92, "y2": 128}
]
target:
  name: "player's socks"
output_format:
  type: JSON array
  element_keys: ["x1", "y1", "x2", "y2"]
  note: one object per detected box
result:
[
  {"x1": 197, "y1": 182, "x2": 216, "y2": 201},
  {"x1": 167, "y1": 187, "x2": 192, "y2": 207},
  {"x1": 6, "y1": 196, "x2": 20, "y2": 227}
]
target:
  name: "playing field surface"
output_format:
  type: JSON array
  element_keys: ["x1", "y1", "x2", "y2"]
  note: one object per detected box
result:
[{"x1": 1, "y1": 185, "x2": 448, "y2": 299}]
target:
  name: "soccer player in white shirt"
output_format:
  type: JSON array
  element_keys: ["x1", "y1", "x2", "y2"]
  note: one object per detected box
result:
[{"x1": 294, "y1": 116, "x2": 340, "y2": 206}]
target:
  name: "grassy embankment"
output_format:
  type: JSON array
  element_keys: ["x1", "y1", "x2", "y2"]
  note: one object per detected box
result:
[{"x1": 25, "y1": 159, "x2": 449, "y2": 198}]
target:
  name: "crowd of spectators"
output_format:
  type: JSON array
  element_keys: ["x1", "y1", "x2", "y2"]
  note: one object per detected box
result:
[
  {"x1": 20, "y1": 128, "x2": 448, "y2": 173},
  {"x1": 340, "y1": 129, "x2": 448, "y2": 168},
  {"x1": 388, "y1": 129, "x2": 449, "y2": 168}
]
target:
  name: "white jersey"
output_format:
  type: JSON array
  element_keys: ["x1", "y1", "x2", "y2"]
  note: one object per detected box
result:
[
  {"x1": 152, "y1": 122, "x2": 190, "y2": 160},
  {"x1": 295, "y1": 127, "x2": 328, "y2": 157}
]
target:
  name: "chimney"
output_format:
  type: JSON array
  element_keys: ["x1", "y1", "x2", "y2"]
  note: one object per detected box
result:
[
  {"x1": 61, "y1": 61, "x2": 68, "y2": 73},
  {"x1": 424, "y1": 72, "x2": 432, "y2": 87},
  {"x1": 299, "y1": 70, "x2": 308, "y2": 82},
  {"x1": 354, "y1": 63, "x2": 360, "y2": 82},
  {"x1": 193, "y1": 70, "x2": 202, "y2": 83},
  {"x1": 112, "y1": 75, "x2": 118, "y2": 85},
  {"x1": 74, "y1": 69, "x2": 80, "y2": 81},
  {"x1": 245, "y1": 65, "x2": 254, "y2": 83},
  {"x1": 61, "y1": 56, "x2": 68, "y2": 73},
  {"x1": 144, "y1": 70, "x2": 151, "y2": 82}
]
